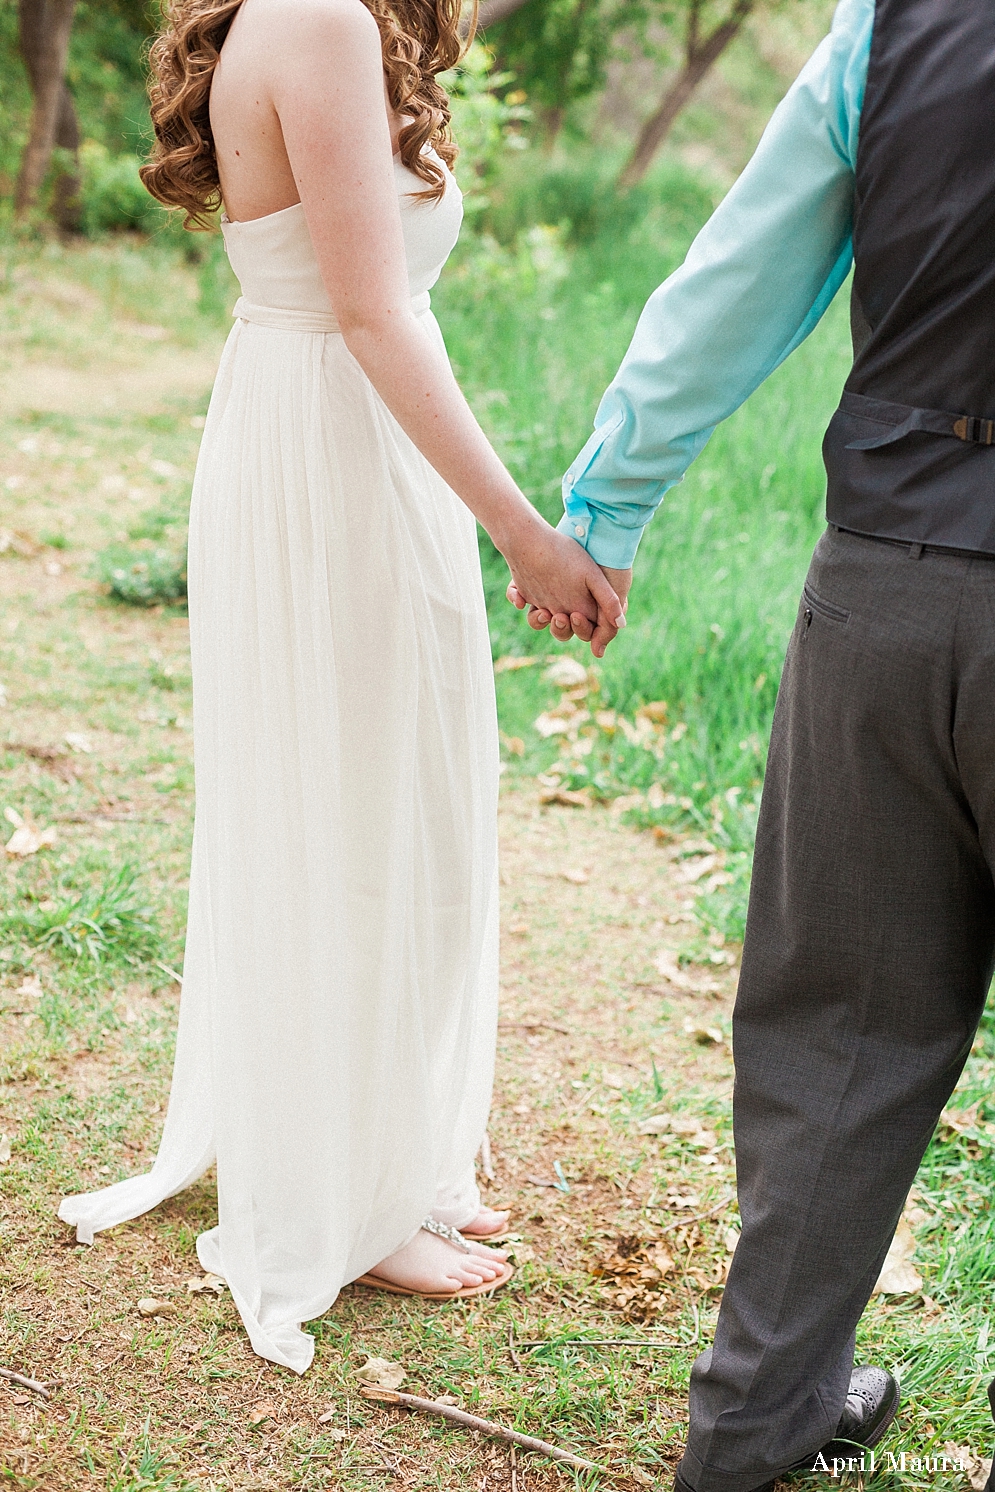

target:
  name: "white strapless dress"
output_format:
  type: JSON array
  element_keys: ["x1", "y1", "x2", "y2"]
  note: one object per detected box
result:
[{"x1": 58, "y1": 158, "x2": 500, "y2": 1374}]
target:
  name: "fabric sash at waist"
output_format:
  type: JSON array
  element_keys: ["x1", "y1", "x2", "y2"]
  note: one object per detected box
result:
[{"x1": 232, "y1": 291, "x2": 431, "y2": 332}]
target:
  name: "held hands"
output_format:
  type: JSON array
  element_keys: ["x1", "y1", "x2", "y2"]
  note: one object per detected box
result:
[
  {"x1": 512, "y1": 565, "x2": 633, "y2": 651},
  {"x1": 501, "y1": 518, "x2": 630, "y2": 659}
]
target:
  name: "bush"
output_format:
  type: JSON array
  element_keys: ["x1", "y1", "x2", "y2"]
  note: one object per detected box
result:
[
  {"x1": 79, "y1": 142, "x2": 167, "y2": 237},
  {"x1": 95, "y1": 540, "x2": 187, "y2": 607}
]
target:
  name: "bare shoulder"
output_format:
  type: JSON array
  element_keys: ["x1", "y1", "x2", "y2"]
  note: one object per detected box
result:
[{"x1": 242, "y1": 0, "x2": 380, "y2": 45}]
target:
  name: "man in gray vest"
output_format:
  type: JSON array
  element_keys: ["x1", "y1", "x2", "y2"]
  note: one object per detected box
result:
[{"x1": 514, "y1": 0, "x2": 995, "y2": 1486}]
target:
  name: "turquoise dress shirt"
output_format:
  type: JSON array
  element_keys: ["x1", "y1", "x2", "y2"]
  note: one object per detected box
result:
[{"x1": 557, "y1": 0, "x2": 874, "y2": 569}]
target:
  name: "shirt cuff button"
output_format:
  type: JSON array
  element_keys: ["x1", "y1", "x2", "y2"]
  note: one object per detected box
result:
[{"x1": 574, "y1": 524, "x2": 587, "y2": 537}]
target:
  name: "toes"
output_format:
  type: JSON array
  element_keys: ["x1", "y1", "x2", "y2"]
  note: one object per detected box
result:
[
  {"x1": 467, "y1": 1242, "x2": 508, "y2": 1262},
  {"x1": 455, "y1": 1262, "x2": 500, "y2": 1287}
]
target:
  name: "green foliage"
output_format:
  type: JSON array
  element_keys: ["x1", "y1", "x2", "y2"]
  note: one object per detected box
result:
[
  {"x1": 4, "y1": 863, "x2": 159, "y2": 964},
  {"x1": 67, "y1": 1, "x2": 153, "y2": 156},
  {"x1": 95, "y1": 540, "x2": 188, "y2": 608},
  {"x1": 480, "y1": 149, "x2": 715, "y2": 248},
  {"x1": 444, "y1": 42, "x2": 532, "y2": 216},
  {"x1": 79, "y1": 141, "x2": 166, "y2": 235},
  {"x1": 486, "y1": 0, "x2": 627, "y2": 136}
]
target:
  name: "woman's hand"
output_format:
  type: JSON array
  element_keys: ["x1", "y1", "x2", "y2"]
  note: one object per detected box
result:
[
  {"x1": 501, "y1": 519, "x2": 626, "y2": 659},
  {"x1": 507, "y1": 562, "x2": 632, "y2": 655}
]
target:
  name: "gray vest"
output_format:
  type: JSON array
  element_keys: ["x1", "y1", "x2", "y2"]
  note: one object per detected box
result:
[{"x1": 822, "y1": 0, "x2": 995, "y2": 554}]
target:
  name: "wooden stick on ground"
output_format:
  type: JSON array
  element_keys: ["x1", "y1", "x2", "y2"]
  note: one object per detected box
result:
[
  {"x1": 660, "y1": 1194, "x2": 735, "y2": 1235},
  {"x1": 518, "y1": 1338, "x2": 690, "y2": 1351},
  {"x1": 0, "y1": 1368, "x2": 51, "y2": 1400},
  {"x1": 359, "y1": 1387, "x2": 607, "y2": 1474}
]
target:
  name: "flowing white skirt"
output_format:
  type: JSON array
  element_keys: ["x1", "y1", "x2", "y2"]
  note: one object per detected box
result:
[{"x1": 59, "y1": 312, "x2": 500, "y2": 1373}]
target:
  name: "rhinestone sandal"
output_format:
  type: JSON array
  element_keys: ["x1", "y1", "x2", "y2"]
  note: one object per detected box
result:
[{"x1": 354, "y1": 1217, "x2": 515, "y2": 1300}]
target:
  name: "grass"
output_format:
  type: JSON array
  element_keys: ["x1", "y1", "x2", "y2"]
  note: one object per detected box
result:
[
  {"x1": 2, "y1": 862, "x2": 158, "y2": 965},
  {"x1": 1, "y1": 164, "x2": 994, "y2": 1489}
]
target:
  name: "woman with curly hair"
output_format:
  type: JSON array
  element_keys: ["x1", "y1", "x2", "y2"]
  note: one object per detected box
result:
[{"x1": 57, "y1": 0, "x2": 625, "y2": 1371}]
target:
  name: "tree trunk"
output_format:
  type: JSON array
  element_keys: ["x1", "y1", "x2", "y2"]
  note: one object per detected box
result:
[
  {"x1": 618, "y1": 0, "x2": 754, "y2": 190},
  {"x1": 51, "y1": 80, "x2": 83, "y2": 234},
  {"x1": 540, "y1": 104, "x2": 565, "y2": 149},
  {"x1": 15, "y1": 0, "x2": 79, "y2": 219}
]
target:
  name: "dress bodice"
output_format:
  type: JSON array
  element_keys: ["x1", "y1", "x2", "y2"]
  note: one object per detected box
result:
[{"x1": 221, "y1": 154, "x2": 463, "y2": 326}]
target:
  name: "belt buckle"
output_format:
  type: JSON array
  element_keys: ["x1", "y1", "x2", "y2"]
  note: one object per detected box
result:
[{"x1": 953, "y1": 416, "x2": 995, "y2": 445}]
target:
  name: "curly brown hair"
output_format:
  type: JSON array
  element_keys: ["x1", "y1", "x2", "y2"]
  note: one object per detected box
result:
[{"x1": 139, "y1": 0, "x2": 477, "y2": 229}]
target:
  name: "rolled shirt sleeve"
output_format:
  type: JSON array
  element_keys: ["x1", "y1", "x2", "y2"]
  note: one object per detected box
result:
[{"x1": 559, "y1": 0, "x2": 873, "y2": 569}]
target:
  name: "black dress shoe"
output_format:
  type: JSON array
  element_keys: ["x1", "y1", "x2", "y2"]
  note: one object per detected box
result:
[
  {"x1": 815, "y1": 1365, "x2": 901, "y2": 1462},
  {"x1": 673, "y1": 1365, "x2": 899, "y2": 1492}
]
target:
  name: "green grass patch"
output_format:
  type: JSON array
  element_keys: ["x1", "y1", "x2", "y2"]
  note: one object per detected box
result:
[{"x1": 3, "y1": 863, "x2": 159, "y2": 966}]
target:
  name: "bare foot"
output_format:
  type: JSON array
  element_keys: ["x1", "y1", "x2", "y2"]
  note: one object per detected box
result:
[
  {"x1": 461, "y1": 1207, "x2": 510, "y2": 1239},
  {"x1": 369, "y1": 1229, "x2": 509, "y2": 1295}
]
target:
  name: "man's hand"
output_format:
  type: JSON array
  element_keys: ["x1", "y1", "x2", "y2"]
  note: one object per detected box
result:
[
  {"x1": 502, "y1": 523, "x2": 625, "y2": 659},
  {"x1": 508, "y1": 565, "x2": 633, "y2": 654}
]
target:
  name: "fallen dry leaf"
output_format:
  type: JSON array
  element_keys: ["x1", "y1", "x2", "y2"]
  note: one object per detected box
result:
[
  {"x1": 683, "y1": 1018, "x2": 725, "y2": 1047},
  {"x1": 940, "y1": 1102, "x2": 983, "y2": 1137},
  {"x1": 610, "y1": 792, "x2": 646, "y2": 815},
  {"x1": 493, "y1": 655, "x2": 546, "y2": 674},
  {"x1": 937, "y1": 1103, "x2": 991, "y2": 1156},
  {"x1": 872, "y1": 1219, "x2": 923, "y2": 1296},
  {"x1": 4, "y1": 807, "x2": 57, "y2": 857},
  {"x1": 668, "y1": 1115, "x2": 719, "y2": 1148},
  {"x1": 0, "y1": 1135, "x2": 11, "y2": 1165},
  {"x1": 136, "y1": 1297, "x2": 175, "y2": 1318},
  {"x1": 353, "y1": 1355, "x2": 405, "y2": 1390},
  {"x1": 637, "y1": 1114, "x2": 671, "y2": 1136},
  {"x1": 184, "y1": 1273, "x2": 226, "y2": 1296},
  {"x1": 0, "y1": 529, "x2": 40, "y2": 558},
  {"x1": 654, "y1": 950, "x2": 698, "y2": 991},
  {"x1": 539, "y1": 788, "x2": 590, "y2": 808},
  {"x1": 594, "y1": 1235, "x2": 676, "y2": 1322},
  {"x1": 248, "y1": 1400, "x2": 278, "y2": 1426},
  {"x1": 544, "y1": 657, "x2": 589, "y2": 689},
  {"x1": 678, "y1": 854, "x2": 720, "y2": 884},
  {"x1": 533, "y1": 712, "x2": 573, "y2": 738},
  {"x1": 316, "y1": 1417, "x2": 347, "y2": 1440},
  {"x1": 636, "y1": 700, "x2": 669, "y2": 724},
  {"x1": 944, "y1": 1444, "x2": 992, "y2": 1491}
]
